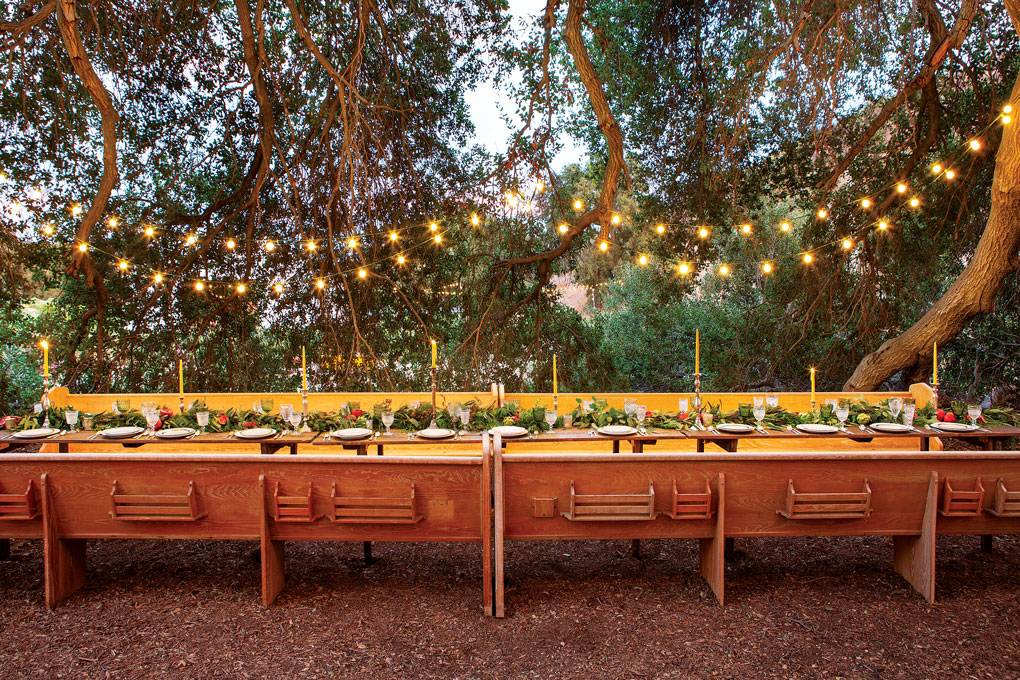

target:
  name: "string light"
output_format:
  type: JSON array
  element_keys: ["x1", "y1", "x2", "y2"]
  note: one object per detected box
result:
[
  {"x1": 817, "y1": 208, "x2": 828, "y2": 219},
  {"x1": 389, "y1": 232, "x2": 399, "y2": 241},
  {"x1": 637, "y1": 254, "x2": 648, "y2": 265},
  {"x1": 316, "y1": 278, "x2": 326, "y2": 290},
  {"x1": 780, "y1": 222, "x2": 791, "y2": 232},
  {"x1": 598, "y1": 241, "x2": 609, "y2": 252},
  {"x1": 611, "y1": 214, "x2": 621, "y2": 225},
  {"x1": 897, "y1": 183, "x2": 908, "y2": 193},
  {"x1": 434, "y1": 234, "x2": 442, "y2": 243},
  {"x1": 265, "y1": 240, "x2": 275, "y2": 252},
  {"x1": 226, "y1": 238, "x2": 236, "y2": 249},
  {"x1": 719, "y1": 264, "x2": 730, "y2": 276},
  {"x1": 536, "y1": 180, "x2": 545, "y2": 192},
  {"x1": 153, "y1": 273, "x2": 163, "y2": 284},
  {"x1": 236, "y1": 282, "x2": 246, "y2": 294},
  {"x1": 185, "y1": 234, "x2": 197, "y2": 246},
  {"x1": 860, "y1": 198, "x2": 871, "y2": 209},
  {"x1": 945, "y1": 169, "x2": 955, "y2": 180},
  {"x1": 762, "y1": 262, "x2": 773, "y2": 274},
  {"x1": 558, "y1": 223, "x2": 569, "y2": 234},
  {"x1": 429, "y1": 222, "x2": 439, "y2": 232},
  {"x1": 1006, "y1": 104, "x2": 1014, "y2": 114},
  {"x1": 909, "y1": 196, "x2": 921, "y2": 208},
  {"x1": 107, "y1": 217, "x2": 118, "y2": 228},
  {"x1": 678, "y1": 263, "x2": 690, "y2": 275},
  {"x1": 471, "y1": 213, "x2": 479, "y2": 226},
  {"x1": 656, "y1": 224, "x2": 665, "y2": 234},
  {"x1": 1002, "y1": 115, "x2": 1011, "y2": 125},
  {"x1": 42, "y1": 223, "x2": 54, "y2": 235},
  {"x1": 118, "y1": 260, "x2": 129, "y2": 271},
  {"x1": 842, "y1": 238, "x2": 853, "y2": 250},
  {"x1": 396, "y1": 254, "x2": 406, "y2": 265},
  {"x1": 878, "y1": 220, "x2": 889, "y2": 231},
  {"x1": 194, "y1": 280, "x2": 205, "y2": 292},
  {"x1": 144, "y1": 226, "x2": 155, "y2": 237},
  {"x1": 70, "y1": 204, "x2": 82, "y2": 216},
  {"x1": 77, "y1": 243, "x2": 88, "y2": 253},
  {"x1": 347, "y1": 237, "x2": 358, "y2": 249},
  {"x1": 698, "y1": 228, "x2": 709, "y2": 239},
  {"x1": 931, "y1": 164, "x2": 942, "y2": 174},
  {"x1": 273, "y1": 282, "x2": 284, "y2": 294},
  {"x1": 741, "y1": 224, "x2": 752, "y2": 234},
  {"x1": 357, "y1": 268, "x2": 367, "y2": 279},
  {"x1": 802, "y1": 253, "x2": 813, "y2": 264},
  {"x1": 969, "y1": 140, "x2": 981, "y2": 151},
  {"x1": 306, "y1": 240, "x2": 317, "y2": 251},
  {"x1": 573, "y1": 199, "x2": 583, "y2": 210}
]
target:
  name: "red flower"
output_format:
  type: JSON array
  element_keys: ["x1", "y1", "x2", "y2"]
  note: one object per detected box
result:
[
  {"x1": 154, "y1": 419, "x2": 163, "y2": 431},
  {"x1": 678, "y1": 412, "x2": 688, "y2": 420},
  {"x1": 242, "y1": 420, "x2": 257, "y2": 428},
  {"x1": 645, "y1": 410, "x2": 654, "y2": 418},
  {"x1": 351, "y1": 409, "x2": 365, "y2": 417},
  {"x1": 513, "y1": 414, "x2": 520, "y2": 421},
  {"x1": 159, "y1": 408, "x2": 174, "y2": 419},
  {"x1": 217, "y1": 413, "x2": 229, "y2": 425}
]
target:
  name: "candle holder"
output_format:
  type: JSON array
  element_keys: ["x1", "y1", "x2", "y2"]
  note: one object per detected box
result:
[
  {"x1": 810, "y1": 397, "x2": 817, "y2": 413},
  {"x1": 430, "y1": 366, "x2": 439, "y2": 428},
  {"x1": 692, "y1": 372, "x2": 703, "y2": 428},
  {"x1": 41, "y1": 375, "x2": 51, "y2": 428},
  {"x1": 300, "y1": 388, "x2": 311, "y2": 433},
  {"x1": 931, "y1": 379, "x2": 940, "y2": 410},
  {"x1": 179, "y1": 395, "x2": 186, "y2": 415}
]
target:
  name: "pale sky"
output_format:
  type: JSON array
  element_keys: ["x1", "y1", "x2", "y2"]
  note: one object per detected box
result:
[{"x1": 464, "y1": 0, "x2": 586, "y2": 171}]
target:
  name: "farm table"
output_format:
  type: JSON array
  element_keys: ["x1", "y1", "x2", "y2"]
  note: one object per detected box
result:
[
  {"x1": 0, "y1": 430, "x2": 321, "y2": 456},
  {"x1": 688, "y1": 425, "x2": 1020, "y2": 452}
]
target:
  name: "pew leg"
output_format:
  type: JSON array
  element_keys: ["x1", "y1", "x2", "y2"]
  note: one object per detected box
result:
[
  {"x1": 630, "y1": 539, "x2": 641, "y2": 559},
  {"x1": 699, "y1": 473, "x2": 726, "y2": 606},
  {"x1": 261, "y1": 539, "x2": 285, "y2": 607},
  {"x1": 981, "y1": 535, "x2": 994, "y2": 553},
  {"x1": 893, "y1": 471, "x2": 937, "y2": 604},
  {"x1": 363, "y1": 541, "x2": 374, "y2": 565},
  {"x1": 44, "y1": 537, "x2": 86, "y2": 610},
  {"x1": 0, "y1": 538, "x2": 9, "y2": 561}
]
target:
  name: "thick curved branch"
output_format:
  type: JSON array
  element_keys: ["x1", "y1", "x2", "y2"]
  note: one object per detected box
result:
[{"x1": 0, "y1": 0, "x2": 54, "y2": 34}]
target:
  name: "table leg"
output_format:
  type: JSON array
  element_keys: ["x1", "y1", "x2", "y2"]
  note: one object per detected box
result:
[
  {"x1": 0, "y1": 538, "x2": 9, "y2": 561},
  {"x1": 630, "y1": 539, "x2": 641, "y2": 559},
  {"x1": 260, "y1": 443, "x2": 270, "y2": 455},
  {"x1": 58, "y1": 443, "x2": 68, "y2": 454},
  {"x1": 290, "y1": 444, "x2": 297, "y2": 456},
  {"x1": 357, "y1": 445, "x2": 367, "y2": 456},
  {"x1": 697, "y1": 439, "x2": 705, "y2": 453},
  {"x1": 612, "y1": 440, "x2": 620, "y2": 453},
  {"x1": 919, "y1": 437, "x2": 930, "y2": 452},
  {"x1": 631, "y1": 441, "x2": 643, "y2": 453},
  {"x1": 363, "y1": 541, "x2": 373, "y2": 565},
  {"x1": 981, "y1": 535, "x2": 994, "y2": 553},
  {"x1": 376, "y1": 444, "x2": 383, "y2": 456}
]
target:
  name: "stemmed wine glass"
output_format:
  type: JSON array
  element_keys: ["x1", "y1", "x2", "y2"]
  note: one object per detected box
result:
[
  {"x1": 635, "y1": 405, "x2": 648, "y2": 432},
  {"x1": 289, "y1": 412, "x2": 302, "y2": 434},
  {"x1": 65, "y1": 409, "x2": 79, "y2": 433},
  {"x1": 459, "y1": 407, "x2": 471, "y2": 435},
  {"x1": 678, "y1": 398, "x2": 689, "y2": 414},
  {"x1": 752, "y1": 396, "x2": 766, "y2": 433},
  {"x1": 144, "y1": 408, "x2": 160, "y2": 437},
  {"x1": 544, "y1": 409, "x2": 557, "y2": 432},
  {"x1": 280, "y1": 404, "x2": 293, "y2": 434},
  {"x1": 888, "y1": 397, "x2": 903, "y2": 423},
  {"x1": 766, "y1": 392, "x2": 779, "y2": 409},
  {"x1": 835, "y1": 397, "x2": 850, "y2": 431},
  {"x1": 903, "y1": 397, "x2": 916, "y2": 427},
  {"x1": 967, "y1": 403, "x2": 982, "y2": 427},
  {"x1": 382, "y1": 409, "x2": 395, "y2": 436},
  {"x1": 196, "y1": 411, "x2": 209, "y2": 434}
]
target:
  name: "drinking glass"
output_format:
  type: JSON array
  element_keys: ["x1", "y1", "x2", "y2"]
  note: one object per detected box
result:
[
  {"x1": 903, "y1": 402, "x2": 916, "y2": 427},
  {"x1": 752, "y1": 402, "x2": 767, "y2": 431},
  {"x1": 145, "y1": 409, "x2": 160, "y2": 436},
  {"x1": 678, "y1": 398, "x2": 689, "y2": 414},
  {"x1": 635, "y1": 406, "x2": 647, "y2": 429},
  {"x1": 280, "y1": 404, "x2": 293, "y2": 432},
  {"x1": 116, "y1": 398, "x2": 131, "y2": 413},
  {"x1": 766, "y1": 392, "x2": 779, "y2": 409},
  {"x1": 624, "y1": 398, "x2": 638, "y2": 417},
  {"x1": 82, "y1": 414, "x2": 94, "y2": 431},
  {"x1": 459, "y1": 407, "x2": 471, "y2": 433},
  {"x1": 888, "y1": 397, "x2": 903, "y2": 422},
  {"x1": 289, "y1": 413, "x2": 302, "y2": 433},
  {"x1": 141, "y1": 400, "x2": 156, "y2": 413},
  {"x1": 382, "y1": 410, "x2": 395, "y2": 435},
  {"x1": 261, "y1": 398, "x2": 274, "y2": 413},
  {"x1": 968, "y1": 403, "x2": 982, "y2": 426},
  {"x1": 196, "y1": 411, "x2": 209, "y2": 433},
  {"x1": 65, "y1": 409, "x2": 79, "y2": 433},
  {"x1": 447, "y1": 401, "x2": 460, "y2": 424},
  {"x1": 835, "y1": 398, "x2": 850, "y2": 430},
  {"x1": 253, "y1": 400, "x2": 264, "y2": 414},
  {"x1": 582, "y1": 400, "x2": 594, "y2": 413},
  {"x1": 825, "y1": 398, "x2": 837, "y2": 410},
  {"x1": 753, "y1": 395, "x2": 765, "y2": 409},
  {"x1": 562, "y1": 414, "x2": 573, "y2": 429},
  {"x1": 544, "y1": 409, "x2": 557, "y2": 431},
  {"x1": 409, "y1": 400, "x2": 421, "y2": 409}
]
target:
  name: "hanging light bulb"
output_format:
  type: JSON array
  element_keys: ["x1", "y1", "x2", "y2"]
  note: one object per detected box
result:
[
  {"x1": 77, "y1": 243, "x2": 88, "y2": 253},
  {"x1": 70, "y1": 204, "x2": 82, "y2": 216},
  {"x1": 358, "y1": 268, "x2": 367, "y2": 279},
  {"x1": 678, "y1": 263, "x2": 690, "y2": 275},
  {"x1": 719, "y1": 264, "x2": 730, "y2": 276},
  {"x1": 780, "y1": 222, "x2": 791, "y2": 232},
  {"x1": 842, "y1": 238, "x2": 853, "y2": 250},
  {"x1": 434, "y1": 234, "x2": 443, "y2": 243},
  {"x1": 316, "y1": 278, "x2": 326, "y2": 290},
  {"x1": 429, "y1": 222, "x2": 438, "y2": 232},
  {"x1": 273, "y1": 282, "x2": 284, "y2": 294},
  {"x1": 698, "y1": 227, "x2": 709, "y2": 239},
  {"x1": 762, "y1": 262, "x2": 773, "y2": 274},
  {"x1": 637, "y1": 254, "x2": 648, "y2": 266},
  {"x1": 236, "y1": 282, "x2": 246, "y2": 294},
  {"x1": 396, "y1": 254, "x2": 406, "y2": 265},
  {"x1": 969, "y1": 140, "x2": 981, "y2": 151},
  {"x1": 931, "y1": 164, "x2": 942, "y2": 174},
  {"x1": 42, "y1": 223, "x2": 54, "y2": 235},
  {"x1": 535, "y1": 180, "x2": 545, "y2": 192},
  {"x1": 1001, "y1": 115, "x2": 1012, "y2": 124},
  {"x1": 153, "y1": 273, "x2": 164, "y2": 284},
  {"x1": 389, "y1": 231, "x2": 399, "y2": 241},
  {"x1": 897, "y1": 183, "x2": 908, "y2": 193},
  {"x1": 573, "y1": 198, "x2": 583, "y2": 210},
  {"x1": 878, "y1": 220, "x2": 889, "y2": 231},
  {"x1": 306, "y1": 240, "x2": 317, "y2": 251},
  {"x1": 194, "y1": 280, "x2": 205, "y2": 292},
  {"x1": 470, "y1": 213, "x2": 480, "y2": 226},
  {"x1": 909, "y1": 196, "x2": 921, "y2": 208},
  {"x1": 817, "y1": 208, "x2": 828, "y2": 219},
  {"x1": 107, "y1": 216, "x2": 119, "y2": 228},
  {"x1": 945, "y1": 169, "x2": 956, "y2": 180},
  {"x1": 347, "y1": 237, "x2": 358, "y2": 249},
  {"x1": 656, "y1": 224, "x2": 665, "y2": 234},
  {"x1": 1005, "y1": 104, "x2": 1014, "y2": 114},
  {"x1": 860, "y1": 198, "x2": 871, "y2": 209},
  {"x1": 118, "y1": 260, "x2": 129, "y2": 271},
  {"x1": 598, "y1": 241, "x2": 609, "y2": 252},
  {"x1": 186, "y1": 234, "x2": 197, "y2": 246},
  {"x1": 265, "y1": 240, "x2": 275, "y2": 252},
  {"x1": 802, "y1": 253, "x2": 813, "y2": 264},
  {"x1": 144, "y1": 225, "x2": 155, "y2": 237},
  {"x1": 226, "y1": 238, "x2": 236, "y2": 249},
  {"x1": 741, "y1": 224, "x2": 752, "y2": 234},
  {"x1": 611, "y1": 214, "x2": 621, "y2": 225},
  {"x1": 558, "y1": 223, "x2": 569, "y2": 234}
]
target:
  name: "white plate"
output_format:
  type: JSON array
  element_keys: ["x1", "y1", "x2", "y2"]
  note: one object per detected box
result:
[
  {"x1": 870, "y1": 422, "x2": 913, "y2": 433},
  {"x1": 930, "y1": 421, "x2": 979, "y2": 432},
  {"x1": 796, "y1": 423, "x2": 839, "y2": 434},
  {"x1": 489, "y1": 425, "x2": 529, "y2": 438},
  {"x1": 235, "y1": 428, "x2": 277, "y2": 439},
  {"x1": 101, "y1": 426, "x2": 145, "y2": 439},
  {"x1": 416, "y1": 427, "x2": 456, "y2": 439},
  {"x1": 597, "y1": 425, "x2": 638, "y2": 436},
  {"x1": 13, "y1": 427, "x2": 61, "y2": 439},
  {"x1": 717, "y1": 423, "x2": 755, "y2": 433},
  {"x1": 155, "y1": 427, "x2": 196, "y2": 439},
  {"x1": 332, "y1": 427, "x2": 374, "y2": 440}
]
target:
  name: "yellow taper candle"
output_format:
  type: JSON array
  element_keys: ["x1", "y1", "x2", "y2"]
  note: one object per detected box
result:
[
  {"x1": 302, "y1": 346, "x2": 307, "y2": 391},
  {"x1": 553, "y1": 354, "x2": 558, "y2": 395},
  {"x1": 178, "y1": 359, "x2": 184, "y2": 397},
  {"x1": 431, "y1": 339, "x2": 437, "y2": 368},
  {"x1": 40, "y1": 340, "x2": 49, "y2": 378},
  {"x1": 694, "y1": 330, "x2": 700, "y2": 374},
  {"x1": 933, "y1": 342, "x2": 938, "y2": 384},
  {"x1": 810, "y1": 367, "x2": 816, "y2": 402}
]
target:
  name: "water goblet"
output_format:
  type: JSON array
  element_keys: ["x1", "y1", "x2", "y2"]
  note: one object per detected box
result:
[
  {"x1": 753, "y1": 395, "x2": 765, "y2": 409},
  {"x1": 459, "y1": 407, "x2": 471, "y2": 434},
  {"x1": 280, "y1": 404, "x2": 294, "y2": 433},
  {"x1": 624, "y1": 398, "x2": 638, "y2": 417},
  {"x1": 65, "y1": 409, "x2": 79, "y2": 433},
  {"x1": 562, "y1": 414, "x2": 573, "y2": 429},
  {"x1": 835, "y1": 397, "x2": 850, "y2": 431},
  {"x1": 261, "y1": 398, "x2": 274, "y2": 413},
  {"x1": 141, "y1": 400, "x2": 156, "y2": 413},
  {"x1": 678, "y1": 398, "x2": 689, "y2": 414},
  {"x1": 196, "y1": 411, "x2": 209, "y2": 433},
  {"x1": 253, "y1": 401, "x2": 264, "y2": 414},
  {"x1": 382, "y1": 410, "x2": 395, "y2": 436},
  {"x1": 447, "y1": 401, "x2": 460, "y2": 424},
  {"x1": 753, "y1": 401, "x2": 767, "y2": 432},
  {"x1": 967, "y1": 403, "x2": 982, "y2": 427},
  {"x1": 636, "y1": 406, "x2": 648, "y2": 431},
  {"x1": 766, "y1": 392, "x2": 779, "y2": 409},
  {"x1": 582, "y1": 400, "x2": 594, "y2": 413},
  {"x1": 290, "y1": 413, "x2": 303, "y2": 434},
  {"x1": 888, "y1": 397, "x2": 903, "y2": 422},
  {"x1": 544, "y1": 409, "x2": 557, "y2": 432},
  {"x1": 145, "y1": 409, "x2": 160, "y2": 436}
]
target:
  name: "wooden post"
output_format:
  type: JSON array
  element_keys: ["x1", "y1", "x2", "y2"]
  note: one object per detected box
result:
[
  {"x1": 259, "y1": 475, "x2": 285, "y2": 607},
  {"x1": 481, "y1": 433, "x2": 493, "y2": 616},
  {"x1": 0, "y1": 538, "x2": 9, "y2": 561},
  {"x1": 699, "y1": 472, "x2": 726, "y2": 606},
  {"x1": 893, "y1": 471, "x2": 937, "y2": 603},
  {"x1": 42, "y1": 473, "x2": 86, "y2": 609},
  {"x1": 493, "y1": 432, "x2": 505, "y2": 618}
]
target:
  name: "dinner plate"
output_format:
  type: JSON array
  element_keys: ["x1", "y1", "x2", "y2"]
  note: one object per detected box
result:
[
  {"x1": 101, "y1": 426, "x2": 145, "y2": 439},
  {"x1": 796, "y1": 423, "x2": 839, "y2": 434},
  {"x1": 597, "y1": 425, "x2": 638, "y2": 436},
  {"x1": 489, "y1": 425, "x2": 529, "y2": 438},
  {"x1": 155, "y1": 427, "x2": 196, "y2": 439},
  {"x1": 235, "y1": 428, "x2": 277, "y2": 439},
  {"x1": 717, "y1": 423, "x2": 755, "y2": 434},
  {"x1": 12, "y1": 427, "x2": 61, "y2": 439},
  {"x1": 416, "y1": 427, "x2": 456, "y2": 439},
  {"x1": 869, "y1": 422, "x2": 913, "y2": 433},
  {"x1": 930, "y1": 421, "x2": 979, "y2": 432},
  {"x1": 332, "y1": 427, "x2": 374, "y2": 440}
]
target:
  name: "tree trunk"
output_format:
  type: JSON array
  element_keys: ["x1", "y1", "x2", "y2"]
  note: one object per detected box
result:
[{"x1": 845, "y1": 4, "x2": 1020, "y2": 391}]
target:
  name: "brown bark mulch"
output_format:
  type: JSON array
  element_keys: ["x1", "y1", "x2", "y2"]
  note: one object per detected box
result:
[{"x1": 1, "y1": 533, "x2": 1018, "y2": 679}]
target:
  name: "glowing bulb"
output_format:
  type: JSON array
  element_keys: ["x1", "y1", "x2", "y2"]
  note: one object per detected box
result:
[
  {"x1": 77, "y1": 243, "x2": 88, "y2": 253},
  {"x1": 274, "y1": 282, "x2": 284, "y2": 294},
  {"x1": 945, "y1": 169, "x2": 955, "y2": 180},
  {"x1": 236, "y1": 283, "x2": 246, "y2": 294},
  {"x1": 185, "y1": 234, "x2": 197, "y2": 245},
  {"x1": 678, "y1": 263, "x2": 690, "y2": 275},
  {"x1": 741, "y1": 224, "x2": 752, "y2": 234},
  {"x1": 226, "y1": 238, "x2": 236, "y2": 249},
  {"x1": 698, "y1": 228, "x2": 709, "y2": 239},
  {"x1": 1005, "y1": 104, "x2": 1014, "y2": 114},
  {"x1": 347, "y1": 237, "x2": 358, "y2": 249},
  {"x1": 860, "y1": 198, "x2": 871, "y2": 209},
  {"x1": 153, "y1": 273, "x2": 163, "y2": 284},
  {"x1": 598, "y1": 241, "x2": 609, "y2": 252},
  {"x1": 969, "y1": 140, "x2": 981, "y2": 151},
  {"x1": 42, "y1": 223, "x2": 54, "y2": 235},
  {"x1": 389, "y1": 231, "x2": 399, "y2": 241},
  {"x1": 535, "y1": 180, "x2": 545, "y2": 192},
  {"x1": 434, "y1": 234, "x2": 442, "y2": 243},
  {"x1": 306, "y1": 240, "x2": 317, "y2": 251},
  {"x1": 803, "y1": 253, "x2": 813, "y2": 264},
  {"x1": 39, "y1": 340, "x2": 48, "y2": 350},
  {"x1": 107, "y1": 216, "x2": 118, "y2": 228},
  {"x1": 878, "y1": 220, "x2": 889, "y2": 231},
  {"x1": 71, "y1": 204, "x2": 82, "y2": 216},
  {"x1": 558, "y1": 223, "x2": 569, "y2": 234},
  {"x1": 429, "y1": 222, "x2": 438, "y2": 232},
  {"x1": 780, "y1": 222, "x2": 791, "y2": 232},
  {"x1": 817, "y1": 208, "x2": 828, "y2": 219},
  {"x1": 118, "y1": 260, "x2": 129, "y2": 271},
  {"x1": 396, "y1": 254, "x2": 406, "y2": 265},
  {"x1": 656, "y1": 224, "x2": 665, "y2": 234},
  {"x1": 638, "y1": 254, "x2": 648, "y2": 265},
  {"x1": 719, "y1": 264, "x2": 730, "y2": 276},
  {"x1": 910, "y1": 197, "x2": 920, "y2": 208},
  {"x1": 842, "y1": 238, "x2": 853, "y2": 250},
  {"x1": 573, "y1": 199, "x2": 583, "y2": 210},
  {"x1": 194, "y1": 280, "x2": 205, "y2": 292},
  {"x1": 897, "y1": 183, "x2": 908, "y2": 193},
  {"x1": 144, "y1": 226, "x2": 155, "y2": 237},
  {"x1": 762, "y1": 262, "x2": 773, "y2": 274},
  {"x1": 1003, "y1": 115, "x2": 1013, "y2": 125},
  {"x1": 265, "y1": 240, "x2": 275, "y2": 252},
  {"x1": 316, "y1": 278, "x2": 326, "y2": 289},
  {"x1": 611, "y1": 214, "x2": 621, "y2": 225},
  {"x1": 931, "y1": 164, "x2": 942, "y2": 174},
  {"x1": 26, "y1": 187, "x2": 42, "y2": 201},
  {"x1": 471, "y1": 213, "x2": 480, "y2": 226},
  {"x1": 358, "y1": 268, "x2": 367, "y2": 279}
]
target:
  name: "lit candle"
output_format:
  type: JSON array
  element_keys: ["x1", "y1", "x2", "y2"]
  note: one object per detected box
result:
[
  {"x1": 178, "y1": 359, "x2": 184, "y2": 397},
  {"x1": 431, "y1": 339, "x2": 437, "y2": 369},
  {"x1": 302, "y1": 346, "x2": 307, "y2": 391},
  {"x1": 40, "y1": 340, "x2": 49, "y2": 378},
  {"x1": 810, "y1": 367, "x2": 816, "y2": 403},
  {"x1": 694, "y1": 330, "x2": 700, "y2": 374},
  {"x1": 932, "y1": 341, "x2": 938, "y2": 384},
  {"x1": 553, "y1": 354, "x2": 558, "y2": 395}
]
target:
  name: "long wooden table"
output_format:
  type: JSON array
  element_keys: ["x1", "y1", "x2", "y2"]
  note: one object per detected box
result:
[
  {"x1": 0, "y1": 430, "x2": 320, "y2": 455},
  {"x1": 690, "y1": 425, "x2": 1020, "y2": 452}
]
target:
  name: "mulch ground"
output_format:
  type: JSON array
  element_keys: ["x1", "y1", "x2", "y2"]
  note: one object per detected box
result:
[{"x1": 1, "y1": 533, "x2": 1019, "y2": 679}]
